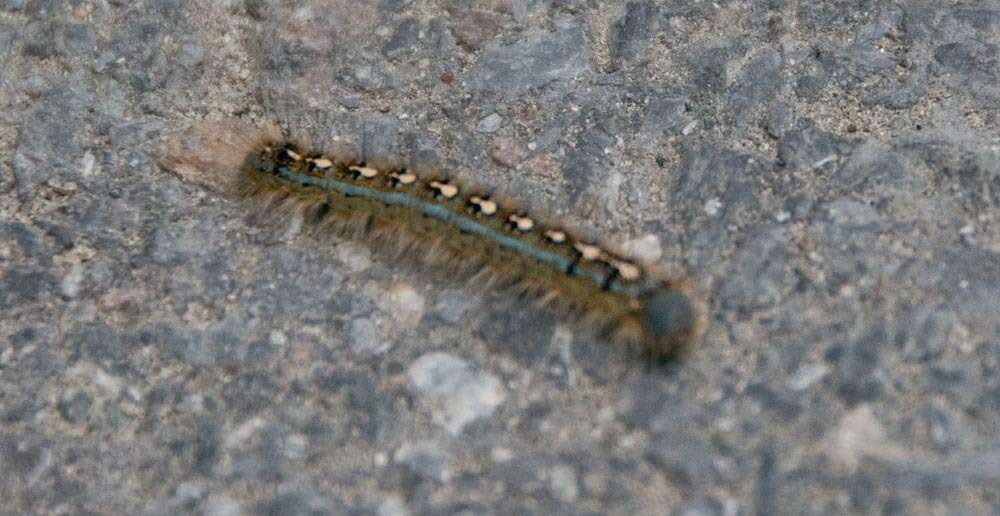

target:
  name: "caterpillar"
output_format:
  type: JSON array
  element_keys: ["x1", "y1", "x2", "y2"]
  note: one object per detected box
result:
[{"x1": 159, "y1": 119, "x2": 705, "y2": 363}]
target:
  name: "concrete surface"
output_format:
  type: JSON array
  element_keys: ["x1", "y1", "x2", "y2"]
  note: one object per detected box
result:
[{"x1": 1, "y1": 1, "x2": 998, "y2": 514}]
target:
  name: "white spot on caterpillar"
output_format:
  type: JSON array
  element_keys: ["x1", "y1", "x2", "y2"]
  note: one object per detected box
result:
[
  {"x1": 469, "y1": 196, "x2": 498, "y2": 215},
  {"x1": 609, "y1": 259, "x2": 641, "y2": 281},
  {"x1": 310, "y1": 158, "x2": 333, "y2": 169},
  {"x1": 350, "y1": 165, "x2": 380, "y2": 178},
  {"x1": 430, "y1": 181, "x2": 459, "y2": 199},
  {"x1": 545, "y1": 230, "x2": 567, "y2": 243},
  {"x1": 573, "y1": 243, "x2": 603, "y2": 261},
  {"x1": 391, "y1": 172, "x2": 417, "y2": 185},
  {"x1": 509, "y1": 214, "x2": 534, "y2": 232},
  {"x1": 285, "y1": 149, "x2": 303, "y2": 161}
]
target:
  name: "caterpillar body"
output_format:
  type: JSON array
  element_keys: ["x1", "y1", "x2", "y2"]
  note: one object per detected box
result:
[{"x1": 160, "y1": 120, "x2": 705, "y2": 362}]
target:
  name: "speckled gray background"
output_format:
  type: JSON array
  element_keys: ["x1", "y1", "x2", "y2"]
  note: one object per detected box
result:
[{"x1": 1, "y1": 1, "x2": 999, "y2": 515}]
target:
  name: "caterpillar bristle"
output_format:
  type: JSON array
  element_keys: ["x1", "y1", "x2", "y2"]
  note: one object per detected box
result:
[{"x1": 158, "y1": 119, "x2": 707, "y2": 364}]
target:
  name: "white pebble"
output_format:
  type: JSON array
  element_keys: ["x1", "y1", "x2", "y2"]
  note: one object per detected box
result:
[
  {"x1": 268, "y1": 330, "x2": 287, "y2": 347},
  {"x1": 389, "y1": 284, "x2": 425, "y2": 328},
  {"x1": 622, "y1": 234, "x2": 662, "y2": 264},
  {"x1": 704, "y1": 198, "x2": 723, "y2": 217},
  {"x1": 477, "y1": 113, "x2": 504, "y2": 133},
  {"x1": 61, "y1": 263, "x2": 85, "y2": 299},
  {"x1": 787, "y1": 364, "x2": 829, "y2": 391},
  {"x1": 549, "y1": 465, "x2": 579, "y2": 503},
  {"x1": 349, "y1": 317, "x2": 387, "y2": 355},
  {"x1": 407, "y1": 352, "x2": 506, "y2": 435}
]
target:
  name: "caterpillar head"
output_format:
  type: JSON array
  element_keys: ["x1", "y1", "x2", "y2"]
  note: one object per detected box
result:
[{"x1": 637, "y1": 284, "x2": 702, "y2": 361}]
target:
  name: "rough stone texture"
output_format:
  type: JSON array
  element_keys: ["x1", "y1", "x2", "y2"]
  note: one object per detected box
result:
[{"x1": 0, "y1": 1, "x2": 998, "y2": 515}]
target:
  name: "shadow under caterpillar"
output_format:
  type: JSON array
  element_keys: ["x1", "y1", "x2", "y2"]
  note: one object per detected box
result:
[{"x1": 159, "y1": 119, "x2": 705, "y2": 363}]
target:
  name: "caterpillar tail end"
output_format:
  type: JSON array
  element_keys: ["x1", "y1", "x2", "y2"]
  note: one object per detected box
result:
[{"x1": 157, "y1": 119, "x2": 282, "y2": 195}]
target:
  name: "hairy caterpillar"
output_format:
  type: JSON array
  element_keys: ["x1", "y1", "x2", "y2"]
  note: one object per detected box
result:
[{"x1": 159, "y1": 120, "x2": 705, "y2": 362}]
